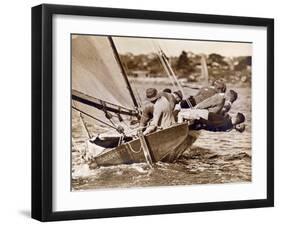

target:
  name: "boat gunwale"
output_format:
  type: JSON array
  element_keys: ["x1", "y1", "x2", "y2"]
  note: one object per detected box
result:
[{"x1": 94, "y1": 122, "x2": 193, "y2": 158}]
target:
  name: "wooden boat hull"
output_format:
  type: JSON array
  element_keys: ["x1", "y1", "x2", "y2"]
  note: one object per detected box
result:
[{"x1": 93, "y1": 123, "x2": 199, "y2": 167}]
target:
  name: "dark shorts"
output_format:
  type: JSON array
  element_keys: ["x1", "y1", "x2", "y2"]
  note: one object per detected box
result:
[{"x1": 180, "y1": 96, "x2": 196, "y2": 108}]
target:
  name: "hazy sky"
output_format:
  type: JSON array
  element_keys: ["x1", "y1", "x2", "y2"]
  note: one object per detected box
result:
[{"x1": 113, "y1": 36, "x2": 252, "y2": 57}]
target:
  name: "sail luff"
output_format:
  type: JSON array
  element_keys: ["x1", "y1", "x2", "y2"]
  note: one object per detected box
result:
[{"x1": 108, "y1": 36, "x2": 139, "y2": 109}]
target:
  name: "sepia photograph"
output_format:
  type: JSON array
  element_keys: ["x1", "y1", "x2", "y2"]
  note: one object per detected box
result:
[
  {"x1": 71, "y1": 34, "x2": 252, "y2": 191},
  {"x1": 31, "y1": 4, "x2": 274, "y2": 221}
]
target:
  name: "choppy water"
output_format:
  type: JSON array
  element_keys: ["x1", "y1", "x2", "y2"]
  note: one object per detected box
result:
[{"x1": 72, "y1": 83, "x2": 251, "y2": 191}]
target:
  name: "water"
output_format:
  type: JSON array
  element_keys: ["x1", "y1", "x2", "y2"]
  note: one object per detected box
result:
[{"x1": 72, "y1": 83, "x2": 251, "y2": 191}]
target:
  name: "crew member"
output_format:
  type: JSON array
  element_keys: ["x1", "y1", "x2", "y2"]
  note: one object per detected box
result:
[
  {"x1": 140, "y1": 89, "x2": 182, "y2": 129},
  {"x1": 179, "y1": 108, "x2": 246, "y2": 132},
  {"x1": 180, "y1": 79, "x2": 226, "y2": 108},
  {"x1": 220, "y1": 89, "x2": 238, "y2": 116},
  {"x1": 143, "y1": 88, "x2": 176, "y2": 135}
]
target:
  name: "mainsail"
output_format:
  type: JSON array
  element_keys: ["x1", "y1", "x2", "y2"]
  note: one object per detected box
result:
[{"x1": 72, "y1": 35, "x2": 138, "y2": 133}]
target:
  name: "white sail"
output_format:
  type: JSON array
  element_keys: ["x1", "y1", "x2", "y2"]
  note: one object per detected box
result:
[
  {"x1": 72, "y1": 35, "x2": 135, "y2": 107},
  {"x1": 72, "y1": 35, "x2": 137, "y2": 132}
]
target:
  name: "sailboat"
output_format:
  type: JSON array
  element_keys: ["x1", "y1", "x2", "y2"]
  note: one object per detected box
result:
[{"x1": 72, "y1": 35, "x2": 200, "y2": 168}]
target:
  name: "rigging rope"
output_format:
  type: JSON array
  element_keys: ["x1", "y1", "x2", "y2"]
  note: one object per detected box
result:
[
  {"x1": 100, "y1": 100, "x2": 121, "y2": 129},
  {"x1": 152, "y1": 40, "x2": 194, "y2": 109},
  {"x1": 79, "y1": 112, "x2": 92, "y2": 139},
  {"x1": 72, "y1": 100, "x2": 93, "y2": 138},
  {"x1": 150, "y1": 40, "x2": 177, "y2": 90},
  {"x1": 72, "y1": 106, "x2": 127, "y2": 136},
  {"x1": 160, "y1": 50, "x2": 193, "y2": 108},
  {"x1": 72, "y1": 106, "x2": 118, "y2": 131},
  {"x1": 158, "y1": 52, "x2": 178, "y2": 90}
]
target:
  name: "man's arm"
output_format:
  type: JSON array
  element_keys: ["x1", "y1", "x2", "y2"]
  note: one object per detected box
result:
[
  {"x1": 220, "y1": 101, "x2": 231, "y2": 115},
  {"x1": 143, "y1": 100, "x2": 162, "y2": 135},
  {"x1": 139, "y1": 115, "x2": 151, "y2": 128},
  {"x1": 139, "y1": 104, "x2": 153, "y2": 128}
]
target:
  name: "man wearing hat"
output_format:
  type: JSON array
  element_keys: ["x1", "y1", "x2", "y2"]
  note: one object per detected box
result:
[
  {"x1": 140, "y1": 89, "x2": 182, "y2": 130},
  {"x1": 143, "y1": 88, "x2": 178, "y2": 135},
  {"x1": 161, "y1": 89, "x2": 183, "y2": 110}
]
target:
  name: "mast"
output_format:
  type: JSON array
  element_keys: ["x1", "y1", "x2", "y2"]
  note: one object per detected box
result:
[{"x1": 108, "y1": 36, "x2": 139, "y2": 109}]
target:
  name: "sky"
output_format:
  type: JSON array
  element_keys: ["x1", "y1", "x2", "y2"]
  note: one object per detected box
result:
[{"x1": 113, "y1": 36, "x2": 252, "y2": 57}]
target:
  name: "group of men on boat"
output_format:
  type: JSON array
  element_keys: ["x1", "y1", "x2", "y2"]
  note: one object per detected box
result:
[
  {"x1": 139, "y1": 79, "x2": 246, "y2": 135},
  {"x1": 86, "y1": 78, "x2": 246, "y2": 159}
]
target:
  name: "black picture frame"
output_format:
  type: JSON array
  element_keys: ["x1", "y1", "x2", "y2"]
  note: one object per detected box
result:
[{"x1": 32, "y1": 3, "x2": 274, "y2": 222}]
